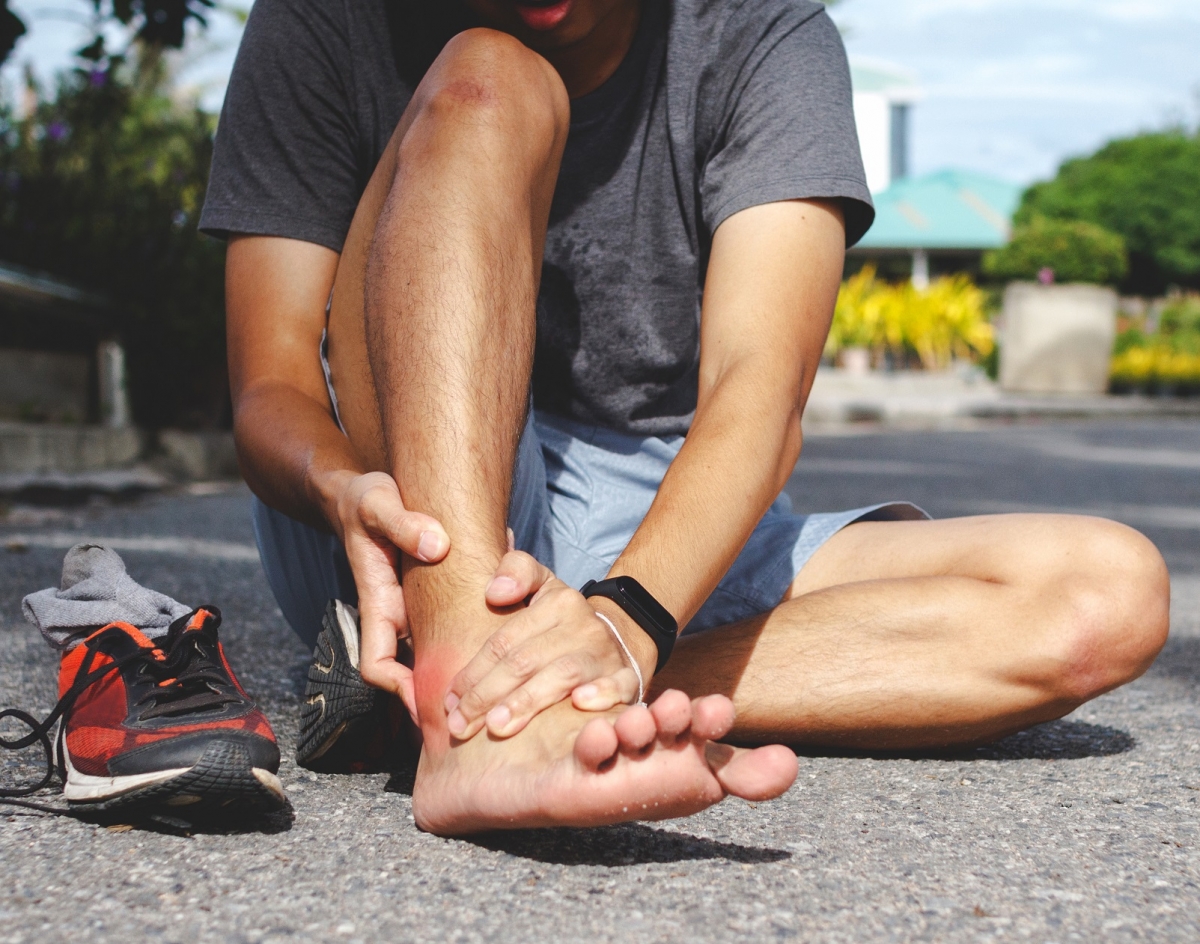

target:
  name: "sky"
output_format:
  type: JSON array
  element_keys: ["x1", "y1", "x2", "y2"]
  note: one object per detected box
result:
[
  {"x1": 828, "y1": 0, "x2": 1200, "y2": 184},
  {"x1": 2, "y1": 0, "x2": 1199, "y2": 187}
]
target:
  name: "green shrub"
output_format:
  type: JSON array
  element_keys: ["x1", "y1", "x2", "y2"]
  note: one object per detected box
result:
[
  {"x1": 1017, "y1": 130, "x2": 1200, "y2": 295},
  {"x1": 983, "y1": 216, "x2": 1128, "y2": 285},
  {"x1": 1159, "y1": 294, "x2": 1200, "y2": 343},
  {"x1": 0, "y1": 53, "x2": 227, "y2": 428},
  {"x1": 1109, "y1": 293, "x2": 1200, "y2": 394}
]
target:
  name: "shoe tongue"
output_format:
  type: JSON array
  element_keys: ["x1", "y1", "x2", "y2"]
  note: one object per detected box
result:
[{"x1": 162, "y1": 607, "x2": 222, "y2": 653}]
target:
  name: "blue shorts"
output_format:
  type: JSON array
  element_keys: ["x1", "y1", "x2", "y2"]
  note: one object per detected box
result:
[{"x1": 253, "y1": 408, "x2": 926, "y2": 651}]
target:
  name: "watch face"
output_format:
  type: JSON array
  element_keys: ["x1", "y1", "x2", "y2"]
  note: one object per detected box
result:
[{"x1": 614, "y1": 576, "x2": 676, "y2": 636}]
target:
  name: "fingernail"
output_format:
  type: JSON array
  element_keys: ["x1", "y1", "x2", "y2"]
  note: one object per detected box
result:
[
  {"x1": 487, "y1": 705, "x2": 511, "y2": 730},
  {"x1": 447, "y1": 709, "x2": 467, "y2": 736},
  {"x1": 444, "y1": 691, "x2": 459, "y2": 713},
  {"x1": 417, "y1": 530, "x2": 444, "y2": 562},
  {"x1": 575, "y1": 684, "x2": 598, "y2": 701},
  {"x1": 487, "y1": 576, "x2": 519, "y2": 597}
]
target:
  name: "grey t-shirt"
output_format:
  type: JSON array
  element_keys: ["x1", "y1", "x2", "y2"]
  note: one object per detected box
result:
[{"x1": 201, "y1": 0, "x2": 872, "y2": 436}]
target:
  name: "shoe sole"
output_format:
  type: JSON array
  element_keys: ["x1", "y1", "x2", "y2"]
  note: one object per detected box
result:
[
  {"x1": 63, "y1": 737, "x2": 286, "y2": 818},
  {"x1": 296, "y1": 601, "x2": 384, "y2": 771}
]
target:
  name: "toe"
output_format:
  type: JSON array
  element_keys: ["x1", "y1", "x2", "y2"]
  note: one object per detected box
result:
[
  {"x1": 690, "y1": 694, "x2": 735, "y2": 741},
  {"x1": 649, "y1": 689, "x2": 692, "y2": 740},
  {"x1": 706, "y1": 743, "x2": 799, "y2": 801},
  {"x1": 574, "y1": 717, "x2": 620, "y2": 770},
  {"x1": 614, "y1": 704, "x2": 657, "y2": 751}
]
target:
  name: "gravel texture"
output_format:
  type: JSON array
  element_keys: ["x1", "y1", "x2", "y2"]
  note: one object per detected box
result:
[{"x1": 0, "y1": 419, "x2": 1197, "y2": 943}]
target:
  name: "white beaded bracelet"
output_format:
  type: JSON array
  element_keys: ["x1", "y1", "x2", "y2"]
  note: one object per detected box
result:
[{"x1": 595, "y1": 612, "x2": 646, "y2": 706}]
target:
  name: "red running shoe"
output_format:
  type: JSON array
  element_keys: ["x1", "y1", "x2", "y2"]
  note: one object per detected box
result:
[{"x1": 1, "y1": 607, "x2": 284, "y2": 819}]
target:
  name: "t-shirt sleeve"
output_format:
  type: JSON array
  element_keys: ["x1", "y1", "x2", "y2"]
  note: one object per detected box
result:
[
  {"x1": 199, "y1": 0, "x2": 363, "y2": 252},
  {"x1": 698, "y1": 5, "x2": 874, "y2": 247}
]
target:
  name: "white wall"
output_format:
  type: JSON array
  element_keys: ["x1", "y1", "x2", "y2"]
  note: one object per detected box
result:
[{"x1": 854, "y1": 91, "x2": 893, "y2": 194}]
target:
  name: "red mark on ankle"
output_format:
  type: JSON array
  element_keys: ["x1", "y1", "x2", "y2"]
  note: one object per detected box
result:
[{"x1": 413, "y1": 646, "x2": 463, "y2": 753}]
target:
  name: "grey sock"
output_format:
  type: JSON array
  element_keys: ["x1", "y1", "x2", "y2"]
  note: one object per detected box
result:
[{"x1": 22, "y1": 544, "x2": 192, "y2": 651}]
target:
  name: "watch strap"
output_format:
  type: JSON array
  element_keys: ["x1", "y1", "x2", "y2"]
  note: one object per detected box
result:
[{"x1": 580, "y1": 576, "x2": 677, "y2": 673}]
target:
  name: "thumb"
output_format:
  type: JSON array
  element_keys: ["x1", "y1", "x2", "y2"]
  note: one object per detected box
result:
[{"x1": 485, "y1": 550, "x2": 554, "y2": 606}]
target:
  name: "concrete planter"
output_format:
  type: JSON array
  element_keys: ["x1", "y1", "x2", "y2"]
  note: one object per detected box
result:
[{"x1": 999, "y1": 282, "x2": 1118, "y2": 395}]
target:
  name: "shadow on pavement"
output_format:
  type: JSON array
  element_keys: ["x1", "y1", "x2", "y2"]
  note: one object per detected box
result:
[
  {"x1": 385, "y1": 771, "x2": 789, "y2": 865},
  {"x1": 465, "y1": 822, "x2": 792, "y2": 866},
  {"x1": 0, "y1": 798, "x2": 295, "y2": 837},
  {"x1": 795, "y1": 719, "x2": 1135, "y2": 762}
]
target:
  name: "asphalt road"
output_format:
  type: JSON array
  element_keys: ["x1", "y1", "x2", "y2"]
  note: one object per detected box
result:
[{"x1": 1, "y1": 418, "x2": 1197, "y2": 943}]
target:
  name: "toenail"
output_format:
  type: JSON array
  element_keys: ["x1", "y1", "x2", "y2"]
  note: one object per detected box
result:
[
  {"x1": 487, "y1": 705, "x2": 511, "y2": 729},
  {"x1": 444, "y1": 691, "x2": 459, "y2": 713},
  {"x1": 576, "y1": 684, "x2": 598, "y2": 701},
  {"x1": 447, "y1": 709, "x2": 467, "y2": 736}
]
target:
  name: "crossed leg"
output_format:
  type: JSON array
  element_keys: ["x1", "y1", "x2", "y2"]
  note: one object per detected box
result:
[
  {"x1": 326, "y1": 30, "x2": 796, "y2": 835},
  {"x1": 657, "y1": 513, "x2": 1169, "y2": 748},
  {"x1": 324, "y1": 29, "x2": 1170, "y2": 834}
]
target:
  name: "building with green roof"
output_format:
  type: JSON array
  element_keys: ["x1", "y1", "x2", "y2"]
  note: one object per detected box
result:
[
  {"x1": 852, "y1": 170, "x2": 1023, "y2": 287},
  {"x1": 847, "y1": 59, "x2": 1022, "y2": 287}
]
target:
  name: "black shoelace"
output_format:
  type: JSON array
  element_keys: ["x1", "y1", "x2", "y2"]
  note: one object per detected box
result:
[{"x1": 0, "y1": 613, "x2": 239, "y2": 816}]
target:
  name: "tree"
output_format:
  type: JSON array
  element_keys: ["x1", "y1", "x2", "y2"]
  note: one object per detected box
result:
[
  {"x1": 983, "y1": 217, "x2": 1128, "y2": 286},
  {"x1": 1015, "y1": 131, "x2": 1200, "y2": 295},
  {"x1": 0, "y1": 52, "x2": 228, "y2": 427},
  {"x1": 0, "y1": 0, "x2": 212, "y2": 64}
]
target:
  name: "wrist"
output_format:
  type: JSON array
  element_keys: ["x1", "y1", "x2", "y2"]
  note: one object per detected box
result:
[
  {"x1": 587, "y1": 596, "x2": 660, "y2": 682},
  {"x1": 307, "y1": 466, "x2": 364, "y2": 542}
]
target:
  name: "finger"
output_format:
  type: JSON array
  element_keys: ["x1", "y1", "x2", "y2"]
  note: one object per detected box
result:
[
  {"x1": 485, "y1": 551, "x2": 555, "y2": 607},
  {"x1": 359, "y1": 487, "x2": 449, "y2": 564},
  {"x1": 444, "y1": 583, "x2": 573, "y2": 714},
  {"x1": 443, "y1": 614, "x2": 532, "y2": 731},
  {"x1": 482, "y1": 652, "x2": 602, "y2": 738},
  {"x1": 571, "y1": 669, "x2": 640, "y2": 711}
]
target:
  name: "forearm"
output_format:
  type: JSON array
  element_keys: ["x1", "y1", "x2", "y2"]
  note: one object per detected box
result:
[
  {"x1": 609, "y1": 361, "x2": 805, "y2": 629},
  {"x1": 233, "y1": 381, "x2": 367, "y2": 536}
]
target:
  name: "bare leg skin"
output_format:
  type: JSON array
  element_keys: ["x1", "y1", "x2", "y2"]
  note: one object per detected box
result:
[
  {"x1": 327, "y1": 30, "x2": 796, "y2": 834},
  {"x1": 654, "y1": 512, "x2": 1170, "y2": 750}
]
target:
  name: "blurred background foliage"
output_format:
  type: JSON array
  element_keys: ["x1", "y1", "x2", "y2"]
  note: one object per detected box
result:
[
  {"x1": 826, "y1": 265, "x2": 994, "y2": 370},
  {"x1": 1110, "y1": 294, "x2": 1200, "y2": 392},
  {"x1": 0, "y1": 1, "x2": 227, "y2": 428},
  {"x1": 1015, "y1": 130, "x2": 1200, "y2": 296},
  {"x1": 982, "y1": 216, "x2": 1128, "y2": 286}
]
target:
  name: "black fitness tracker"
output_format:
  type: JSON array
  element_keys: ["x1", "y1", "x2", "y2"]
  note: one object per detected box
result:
[{"x1": 580, "y1": 576, "x2": 677, "y2": 673}]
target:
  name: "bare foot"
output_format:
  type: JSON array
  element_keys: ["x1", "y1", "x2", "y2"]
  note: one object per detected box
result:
[{"x1": 411, "y1": 681, "x2": 799, "y2": 836}]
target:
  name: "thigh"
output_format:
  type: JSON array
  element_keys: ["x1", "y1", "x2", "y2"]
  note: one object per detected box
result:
[
  {"x1": 323, "y1": 116, "x2": 407, "y2": 473},
  {"x1": 324, "y1": 33, "x2": 566, "y2": 474},
  {"x1": 787, "y1": 511, "x2": 1148, "y2": 599}
]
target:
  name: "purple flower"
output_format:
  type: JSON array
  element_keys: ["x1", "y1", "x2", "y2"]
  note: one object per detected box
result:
[
  {"x1": 1038, "y1": 267, "x2": 1055, "y2": 286},
  {"x1": 47, "y1": 120, "x2": 67, "y2": 141},
  {"x1": 89, "y1": 69, "x2": 107, "y2": 89}
]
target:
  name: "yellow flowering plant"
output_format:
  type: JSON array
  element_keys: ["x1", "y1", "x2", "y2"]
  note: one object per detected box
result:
[{"x1": 826, "y1": 266, "x2": 995, "y2": 370}]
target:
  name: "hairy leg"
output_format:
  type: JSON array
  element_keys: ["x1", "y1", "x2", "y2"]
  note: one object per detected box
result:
[
  {"x1": 326, "y1": 29, "x2": 795, "y2": 832},
  {"x1": 654, "y1": 513, "x2": 1170, "y2": 749}
]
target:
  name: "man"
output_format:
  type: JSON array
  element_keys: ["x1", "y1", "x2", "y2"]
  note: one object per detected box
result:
[{"x1": 201, "y1": 0, "x2": 1169, "y2": 836}]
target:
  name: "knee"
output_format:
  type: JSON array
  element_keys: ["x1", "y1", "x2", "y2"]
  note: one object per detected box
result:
[
  {"x1": 1042, "y1": 519, "x2": 1169, "y2": 703},
  {"x1": 408, "y1": 28, "x2": 569, "y2": 152}
]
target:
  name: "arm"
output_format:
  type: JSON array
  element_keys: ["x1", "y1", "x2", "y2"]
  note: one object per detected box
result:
[
  {"x1": 226, "y1": 235, "x2": 454, "y2": 715},
  {"x1": 445, "y1": 198, "x2": 846, "y2": 736},
  {"x1": 606, "y1": 199, "x2": 845, "y2": 634}
]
